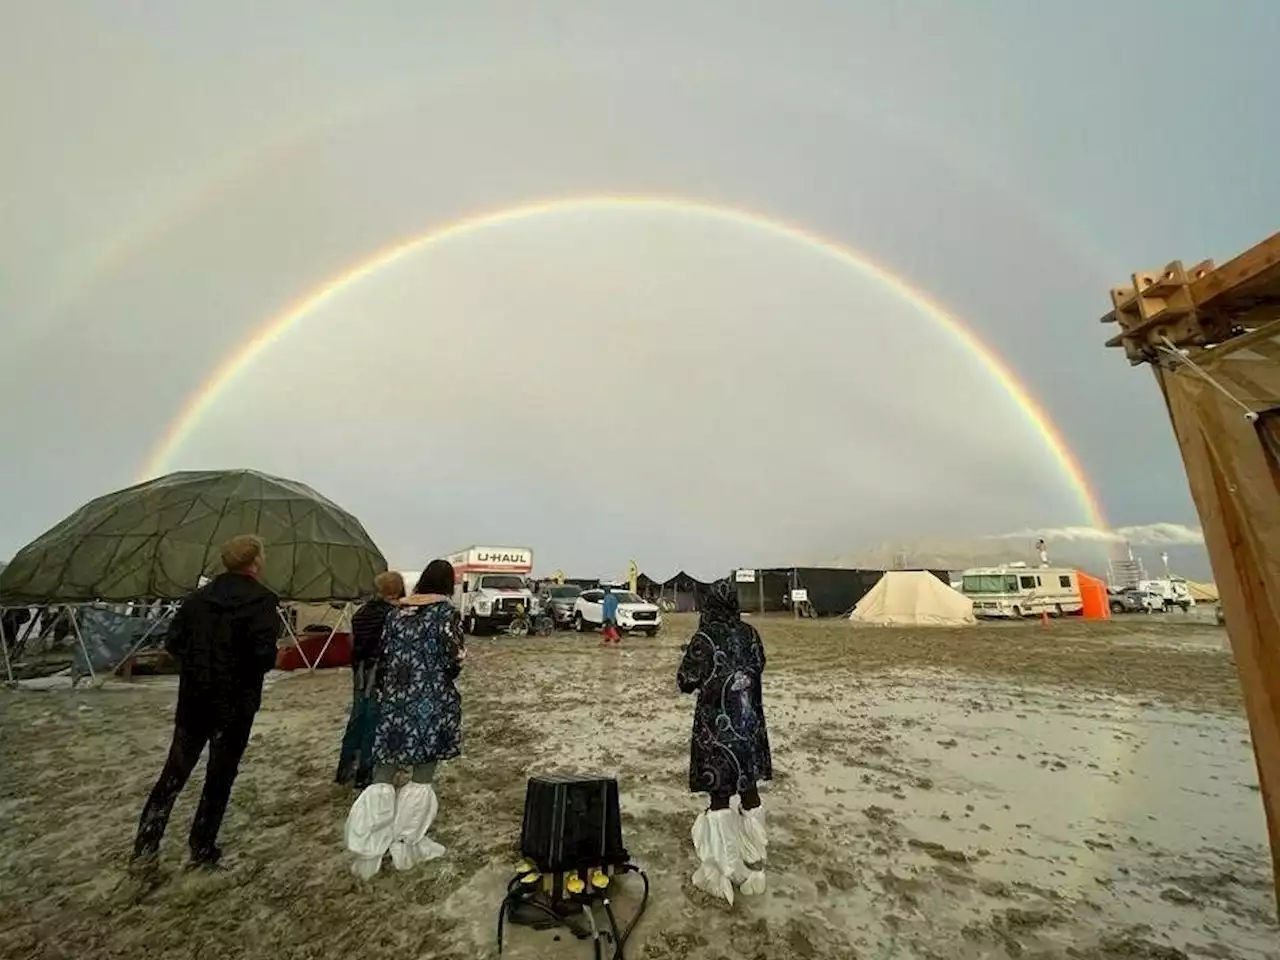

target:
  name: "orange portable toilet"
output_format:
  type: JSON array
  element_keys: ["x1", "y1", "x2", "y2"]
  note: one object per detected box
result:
[{"x1": 1075, "y1": 570, "x2": 1111, "y2": 620}]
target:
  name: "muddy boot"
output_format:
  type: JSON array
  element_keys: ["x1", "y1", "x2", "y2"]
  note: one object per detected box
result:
[
  {"x1": 691, "y1": 809, "x2": 742, "y2": 905},
  {"x1": 345, "y1": 783, "x2": 396, "y2": 879},
  {"x1": 389, "y1": 782, "x2": 446, "y2": 871}
]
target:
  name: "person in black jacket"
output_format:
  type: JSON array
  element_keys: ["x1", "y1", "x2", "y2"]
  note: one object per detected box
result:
[
  {"x1": 335, "y1": 570, "x2": 406, "y2": 789},
  {"x1": 131, "y1": 534, "x2": 280, "y2": 868}
]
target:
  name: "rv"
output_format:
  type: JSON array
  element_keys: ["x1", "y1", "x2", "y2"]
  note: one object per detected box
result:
[
  {"x1": 960, "y1": 564, "x2": 1084, "y2": 618},
  {"x1": 447, "y1": 545, "x2": 537, "y2": 634}
]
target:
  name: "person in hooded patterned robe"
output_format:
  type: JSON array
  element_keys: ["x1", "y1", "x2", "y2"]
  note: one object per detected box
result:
[
  {"x1": 677, "y1": 578, "x2": 772, "y2": 904},
  {"x1": 343, "y1": 559, "x2": 464, "y2": 878}
]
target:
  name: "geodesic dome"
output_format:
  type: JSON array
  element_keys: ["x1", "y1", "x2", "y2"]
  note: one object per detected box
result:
[{"x1": 0, "y1": 469, "x2": 387, "y2": 603}]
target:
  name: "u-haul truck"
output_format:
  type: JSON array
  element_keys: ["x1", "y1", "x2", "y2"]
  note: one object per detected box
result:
[{"x1": 447, "y1": 545, "x2": 536, "y2": 634}]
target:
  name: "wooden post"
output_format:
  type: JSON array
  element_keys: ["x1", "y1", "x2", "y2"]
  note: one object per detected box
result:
[{"x1": 1102, "y1": 232, "x2": 1280, "y2": 911}]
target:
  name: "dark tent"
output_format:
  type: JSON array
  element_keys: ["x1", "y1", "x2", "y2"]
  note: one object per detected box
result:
[
  {"x1": 736, "y1": 567, "x2": 951, "y2": 617},
  {"x1": 636, "y1": 570, "x2": 712, "y2": 612},
  {"x1": 0, "y1": 469, "x2": 388, "y2": 603}
]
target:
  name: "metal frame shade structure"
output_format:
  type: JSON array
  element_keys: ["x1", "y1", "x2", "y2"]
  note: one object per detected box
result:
[{"x1": 1102, "y1": 230, "x2": 1280, "y2": 908}]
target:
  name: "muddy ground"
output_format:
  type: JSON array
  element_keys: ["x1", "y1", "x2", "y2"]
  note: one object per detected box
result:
[{"x1": 0, "y1": 615, "x2": 1275, "y2": 960}]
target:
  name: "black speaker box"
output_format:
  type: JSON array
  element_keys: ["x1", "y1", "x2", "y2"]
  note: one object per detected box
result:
[{"x1": 520, "y1": 774, "x2": 629, "y2": 874}]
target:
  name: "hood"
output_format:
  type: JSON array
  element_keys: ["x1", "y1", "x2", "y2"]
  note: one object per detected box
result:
[
  {"x1": 699, "y1": 578, "x2": 741, "y2": 624},
  {"x1": 617, "y1": 600, "x2": 658, "y2": 611},
  {"x1": 478, "y1": 585, "x2": 533, "y2": 595},
  {"x1": 202, "y1": 571, "x2": 276, "y2": 611},
  {"x1": 400, "y1": 593, "x2": 452, "y2": 607}
]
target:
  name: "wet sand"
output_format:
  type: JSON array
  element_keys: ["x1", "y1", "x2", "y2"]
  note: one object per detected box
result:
[{"x1": 0, "y1": 615, "x2": 1275, "y2": 959}]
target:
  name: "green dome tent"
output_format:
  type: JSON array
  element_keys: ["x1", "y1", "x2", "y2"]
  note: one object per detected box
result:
[{"x1": 0, "y1": 470, "x2": 387, "y2": 603}]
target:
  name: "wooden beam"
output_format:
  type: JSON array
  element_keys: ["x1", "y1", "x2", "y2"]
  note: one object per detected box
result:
[{"x1": 1193, "y1": 232, "x2": 1280, "y2": 310}]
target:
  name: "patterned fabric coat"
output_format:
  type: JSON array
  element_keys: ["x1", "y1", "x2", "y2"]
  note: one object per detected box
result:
[
  {"x1": 371, "y1": 597, "x2": 464, "y2": 767},
  {"x1": 677, "y1": 579, "x2": 773, "y2": 796}
]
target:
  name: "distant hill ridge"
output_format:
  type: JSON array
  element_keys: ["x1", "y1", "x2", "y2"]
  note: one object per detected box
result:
[{"x1": 820, "y1": 537, "x2": 1213, "y2": 581}]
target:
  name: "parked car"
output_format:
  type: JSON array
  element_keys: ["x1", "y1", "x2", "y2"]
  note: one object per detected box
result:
[
  {"x1": 573, "y1": 588, "x2": 662, "y2": 636},
  {"x1": 538, "y1": 584, "x2": 583, "y2": 629},
  {"x1": 1215, "y1": 603, "x2": 1226, "y2": 626},
  {"x1": 1108, "y1": 587, "x2": 1162, "y2": 615}
]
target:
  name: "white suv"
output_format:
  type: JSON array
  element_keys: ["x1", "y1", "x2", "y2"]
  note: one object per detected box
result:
[{"x1": 573, "y1": 588, "x2": 662, "y2": 637}]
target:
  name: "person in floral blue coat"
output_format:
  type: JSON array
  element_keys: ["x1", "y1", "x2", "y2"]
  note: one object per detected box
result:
[{"x1": 344, "y1": 559, "x2": 465, "y2": 877}]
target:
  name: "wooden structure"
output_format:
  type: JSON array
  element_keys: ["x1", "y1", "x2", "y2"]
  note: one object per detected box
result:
[{"x1": 1103, "y1": 231, "x2": 1280, "y2": 906}]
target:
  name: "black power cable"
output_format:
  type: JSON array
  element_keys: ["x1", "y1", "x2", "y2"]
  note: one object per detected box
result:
[
  {"x1": 496, "y1": 865, "x2": 650, "y2": 960},
  {"x1": 611, "y1": 866, "x2": 650, "y2": 958}
]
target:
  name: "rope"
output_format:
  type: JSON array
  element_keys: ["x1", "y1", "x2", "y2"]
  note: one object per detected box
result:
[{"x1": 1157, "y1": 337, "x2": 1259, "y2": 422}]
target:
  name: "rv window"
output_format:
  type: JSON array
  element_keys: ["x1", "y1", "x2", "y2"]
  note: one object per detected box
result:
[
  {"x1": 962, "y1": 574, "x2": 1015, "y2": 594},
  {"x1": 1059, "y1": 575, "x2": 1071, "y2": 588},
  {"x1": 1019, "y1": 576, "x2": 1036, "y2": 590}
]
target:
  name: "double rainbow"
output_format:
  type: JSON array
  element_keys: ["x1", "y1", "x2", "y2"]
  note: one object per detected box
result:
[{"x1": 139, "y1": 194, "x2": 1106, "y2": 529}]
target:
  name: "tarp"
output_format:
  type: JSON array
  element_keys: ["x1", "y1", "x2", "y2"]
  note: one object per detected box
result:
[
  {"x1": 849, "y1": 571, "x2": 976, "y2": 626},
  {"x1": 0, "y1": 469, "x2": 387, "y2": 603},
  {"x1": 1183, "y1": 579, "x2": 1220, "y2": 602},
  {"x1": 73, "y1": 606, "x2": 174, "y2": 680}
]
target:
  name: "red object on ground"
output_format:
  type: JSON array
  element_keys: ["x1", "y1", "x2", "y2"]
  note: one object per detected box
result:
[
  {"x1": 1075, "y1": 570, "x2": 1111, "y2": 620},
  {"x1": 275, "y1": 630, "x2": 353, "y2": 671}
]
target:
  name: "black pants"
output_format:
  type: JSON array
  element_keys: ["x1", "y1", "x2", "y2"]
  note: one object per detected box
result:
[
  {"x1": 710, "y1": 785, "x2": 761, "y2": 811},
  {"x1": 134, "y1": 706, "x2": 255, "y2": 862}
]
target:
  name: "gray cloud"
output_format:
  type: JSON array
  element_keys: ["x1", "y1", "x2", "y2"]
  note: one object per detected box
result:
[
  {"x1": 1, "y1": 2, "x2": 1275, "y2": 578},
  {"x1": 1001, "y1": 524, "x2": 1205, "y2": 548}
]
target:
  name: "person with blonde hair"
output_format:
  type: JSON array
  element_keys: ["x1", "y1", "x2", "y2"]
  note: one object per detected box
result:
[
  {"x1": 335, "y1": 570, "x2": 407, "y2": 789},
  {"x1": 132, "y1": 534, "x2": 281, "y2": 869},
  {"x1": 345, "y1": 559, "x2": 464, "y2": 878}
]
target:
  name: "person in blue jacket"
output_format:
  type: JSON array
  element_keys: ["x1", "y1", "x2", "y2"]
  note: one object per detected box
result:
[{"x1": 600, "y1": 586, "x2": 621, "y2": 645}]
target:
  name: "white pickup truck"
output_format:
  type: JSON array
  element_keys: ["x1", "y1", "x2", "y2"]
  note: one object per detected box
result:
[{"x1": 1139, "y1": 578, "x2": 1194, "y2": 612}]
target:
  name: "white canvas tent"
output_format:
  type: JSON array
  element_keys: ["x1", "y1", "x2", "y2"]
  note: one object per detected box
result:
[{"x1": 849, "y1": 571, "x2": 976, "y2": 626}]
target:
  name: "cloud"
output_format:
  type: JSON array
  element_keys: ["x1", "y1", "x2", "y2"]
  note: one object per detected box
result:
[
  {"x1": 1000, "y1": 524, "x2": 1205, "y2": 547},
  {"x1": 825, "y1": 523, "x2": 1211, "y2": 578}
]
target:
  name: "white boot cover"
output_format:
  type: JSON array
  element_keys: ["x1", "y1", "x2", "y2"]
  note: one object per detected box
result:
[
  {"x1": 739, "y1": 804, "x2": 768, "y2": 865},
  {"x1": 389, "y1": 782, "x2": 445, "y2": 871},
  {"x1": 345, "y1": 783, "x2": 396, "y2": 880},
  {"x1": 735, "y1": 804, "x2": 767, "y2": 895},
  {"x1": 691, "y1": 809, "x2": 742, "y2": 905}
]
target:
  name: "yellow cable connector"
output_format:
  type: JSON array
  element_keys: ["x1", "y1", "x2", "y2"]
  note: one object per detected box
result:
[
  {"x1": 589, "y1": 869, "x2": 610, "y2": 889},
  {"x1": 565, "y1": 874, "x2": 586, "y2": 895}
]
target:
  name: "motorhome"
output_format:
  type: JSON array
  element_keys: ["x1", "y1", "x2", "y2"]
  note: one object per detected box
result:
[
  {"x1": 447, "y1": 545, "x2": 537, "y2": 634},
  {"x1": 960, "y1": 563, "x2": 1084, "y2": 618}
]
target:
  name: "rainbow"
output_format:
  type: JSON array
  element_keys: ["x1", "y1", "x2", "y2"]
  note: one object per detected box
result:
[{"x1": 141, "y1": 194, "x2": 1107, "y2": 528}]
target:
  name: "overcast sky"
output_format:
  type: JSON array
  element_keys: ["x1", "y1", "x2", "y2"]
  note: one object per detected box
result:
[{"x1": 2, "y1": 2, "x2": 1276, "y2": 579}]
